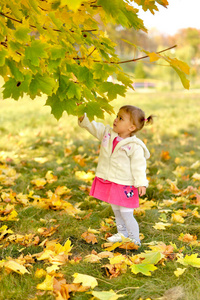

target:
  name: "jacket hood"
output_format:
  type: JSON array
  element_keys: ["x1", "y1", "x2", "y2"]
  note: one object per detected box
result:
[{"x1": 110, "y1": 129, "x2": 150, "y2": 159}]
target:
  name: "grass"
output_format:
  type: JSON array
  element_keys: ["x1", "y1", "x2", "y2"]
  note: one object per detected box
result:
[{"x1": 0, "y1": 90, "x2": 200, "y2": 300}]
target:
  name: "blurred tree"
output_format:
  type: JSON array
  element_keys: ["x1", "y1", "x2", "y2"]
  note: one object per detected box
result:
[{"x1": 134, "y1": 62, "x2": 147, "y2": 79}]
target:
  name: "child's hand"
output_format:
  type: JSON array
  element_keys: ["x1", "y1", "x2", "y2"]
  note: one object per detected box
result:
[
  {"x1": 138, "y1": 186, "x2": 146, "y2": 197},
  {"x1": 78, "y1": 115, "x2": 84, "y2": 122}
]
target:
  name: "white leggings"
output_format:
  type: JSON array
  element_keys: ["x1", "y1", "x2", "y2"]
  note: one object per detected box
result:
[{"x1": 111, "y1": 204, "x2": 140, "y2": 243}]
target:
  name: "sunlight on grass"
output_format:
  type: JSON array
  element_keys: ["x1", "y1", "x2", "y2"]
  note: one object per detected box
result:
[{"x1": 0, "y1": 90, "x2": 200, "y2": 300}]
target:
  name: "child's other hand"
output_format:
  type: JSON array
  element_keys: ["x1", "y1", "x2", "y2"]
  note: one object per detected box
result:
[{"x1": 138, "y1": 186, "x2": 146, "y2": 197}]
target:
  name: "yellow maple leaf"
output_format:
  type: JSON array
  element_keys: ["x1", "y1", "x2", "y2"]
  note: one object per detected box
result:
[
  {"x1": 0, "y1": 225, "x2": 13, "y2": 241},
  {"x1": 54, "y1": 239, "x2": 73, "y2": 255},
  {"x1": 75, "y1": 171, "x2": 95, "y2": 182},
  {"x1": 173, "y1": 166, "x2": 187, "y2": 177},
  {"x1": 31, "y1": 178, "x2": 47, "y2": 187},
  {"x1": 177, "y1": 253, "x2": 200, "y2": 268},
  {"x1": 192, "y1": 173, "x2": 200, "y2": 180},
  {"x1": 60, "y1": 0, "x2": 83, "y2": 11},
  {"x1": 4, "y1": 260, "x2": 30, "y2": 275},
  {"x1": 153, "y1": 222, "x2": 172, "y2": 230},
  {"x1": 35, "y1": 268, "x2": 47, "y2": 278},
  {"x1": 174, "y1": 267, "x2": 186, "y2": 277},
  {"x1": 171, "y1": 213, "x2": 185, "y2": 223},
  {"x1": 37, "y1": 274, "x2": 54, "y2": 291},
  {"x1": 45, "y1": 170, "x2": 58, "y2": 183},
  {"x1": 90, "y1": 289, "x2": 126, "y2": 300},
  {"x1": 73, "y1": 273, "x2": 98, "y2": 289},
  {"x1": 148, "y1": 52, "x2": 161, "y2": 62}
]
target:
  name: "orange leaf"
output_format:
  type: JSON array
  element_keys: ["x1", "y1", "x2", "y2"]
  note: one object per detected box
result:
[{"x1": 81, "y1": 231, "x2": 97, "y2": 244}]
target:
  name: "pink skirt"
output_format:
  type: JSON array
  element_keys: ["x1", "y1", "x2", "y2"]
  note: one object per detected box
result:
[{"x1": 90, "y1": 177, "x2": 139, "y2": 208}]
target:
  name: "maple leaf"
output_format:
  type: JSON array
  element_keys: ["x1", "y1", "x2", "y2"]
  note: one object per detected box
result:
[
  {"x1": 130, "y1": 263, "x2": 157, "y2": 276},
  {"x1": 31, "y1": 177, "x2": 47, "y2": 188},
  {"x1": 174, "y1": 267, "x2": 186, "y2": 277},
  {"x1": 81, "y1": 231, "x2": 98, "y2": 244},
  {"x1": 177, "y1": 254, "x2": 200, "y2": 268},
  {"x1": 45, "y1": 170, "x2": 58, "y2": 183},
  {"x1": 73, "y1": 273, "x2": 98, "y2": 289},
  {"x1": 0, "y1": 225, "x2": 13, "y2": 241},
  {"x1": 4, "y1": 260, "x2": 30, "y2": 275},
  {"x1": 153, "y1": 222, "x2": 172, "y2": 230},
  {"x1": 139, "y1": 251, "x2": 164, "y2": 265},
  {"x1": 90, "y1": 289, "x2": 126, "y2": 300},
  {"x1": 75, "y1": 171, "x2": 95, "y2": 182},
  {"x1": 37, "y1": 274, "x2": 54, "y2": 291},
  {"x1": 192, "y1": 173, "x2": 200, "y2": 180},
  {"x1": 160, "y1": 150, "x2": 171, "y2": 161},
  {"x1": 171, "y1": 213, "x2": 185, "y2": 224}
]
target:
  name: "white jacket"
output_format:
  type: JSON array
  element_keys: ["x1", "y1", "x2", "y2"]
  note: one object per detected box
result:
[{"x1": 78, "y1": 114, "x2": 150, "y2": 187}]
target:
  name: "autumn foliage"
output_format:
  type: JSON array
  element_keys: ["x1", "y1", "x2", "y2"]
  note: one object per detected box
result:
[{"x1": 0, "y1": 0, "x2": 189, "y2": 120}]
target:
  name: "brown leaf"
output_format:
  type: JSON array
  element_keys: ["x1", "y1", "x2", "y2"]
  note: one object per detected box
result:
[{"x1": 81, "y1": 231, "x2": 97, "y2": 244}]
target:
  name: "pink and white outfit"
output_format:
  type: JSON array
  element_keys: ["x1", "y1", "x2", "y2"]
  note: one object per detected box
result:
[
  {"x1": 90, "y1": 137, "x2": 139, "y2": 208},
  {"x1": 78, "y1": 114, "x2": 150, "y2": 244}
]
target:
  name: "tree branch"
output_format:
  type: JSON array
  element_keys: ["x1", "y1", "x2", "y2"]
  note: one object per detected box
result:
[
  {"x1": 0, "y1": 12, "x2": 98, "y2": 33},
  {"x1": 92, "y1": 45, "x2": 177, "y2": 64}
]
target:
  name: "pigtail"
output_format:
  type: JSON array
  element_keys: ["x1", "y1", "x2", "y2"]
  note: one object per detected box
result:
[{"x1": 145, "y1": 115, "x2": 154, "y2": 124}]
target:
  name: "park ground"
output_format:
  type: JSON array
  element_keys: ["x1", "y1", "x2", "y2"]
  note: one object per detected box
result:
[{"x1": 0, "y1": 90, "x2": 200, "y2": 300}]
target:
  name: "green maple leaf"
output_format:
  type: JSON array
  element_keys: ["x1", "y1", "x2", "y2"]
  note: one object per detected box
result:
[
  {"x1": 29, "y1": 73, "x2": 57, "y2": 97},
  {"x1": 3, "y1": 75, "x2": 31, "y2": 100},
  {"x1": 50, "y1": 46, "x2": 66, "y2": 60},
  {"x1": 66, "y1": 81, "x2": 82, "y2": 100},
  {"x1": 78, "y1": 66, "x2": 95, "y2": 89},
  {"x1": 14, "y1": 26, "x2": 31, "y2": 42},
  {"x1": 45, "y1": 94, "x2": 78, "y2": 119},
  {"x1": 25, "y1": 40, "x2": 48, "y2": 66},
  {"x1": 139, "y1": 251, "x2": 164, "y2": 265},
  {"x1": 98, "y1": 82, "x2": 126, "y2": 100},
  {"x1": 93, "y1": 63, "x2": 108, "y2": 80},
  {"x1": 6, "y1": 59, "x2": 24, "y2": 82},
  {"x1": 76, "y1": 101, "x2": 105, "y2": 120},
  {"x1": 130, "y1": 263, "x2": 157, "y2": 276},
  {"x1": 0, "y1": 50, "x2": 7, "y2": 66}
]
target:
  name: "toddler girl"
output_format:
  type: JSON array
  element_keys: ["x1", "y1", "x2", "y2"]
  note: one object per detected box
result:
[{"x1": 78, "y1": 105, "x2": 153, "y2": 246}]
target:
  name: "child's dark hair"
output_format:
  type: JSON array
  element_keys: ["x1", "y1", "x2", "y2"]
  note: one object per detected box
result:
[{"x1": 120, "y1": 105, "x2": 153, "y2": 133}]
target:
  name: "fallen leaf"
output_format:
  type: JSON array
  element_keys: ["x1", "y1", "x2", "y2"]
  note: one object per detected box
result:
[
  {"x1": 4, "y1": 260, "x2": 30, "y2": 275},
  {"x1": 153, "y1": 222, "x2": 172, "y2": 230},
  {"x1": 37, "y1": 274, "x2": 54, "y2": 291},
  {"x1": 81, "y1": 231, "x2": 97, "y2": 244},
  {"x1": 130, "y1": 263, "x2": 157, "y2": 276},
  {"x1": 72, "y1": 273, "x2": 98, "y2": 289},
  {"x1": 90, "y1": 289, "x2": 126, "y2": 300},
  {"x1": 174, "y1": 267, "x2": 186, "y2": 277}
]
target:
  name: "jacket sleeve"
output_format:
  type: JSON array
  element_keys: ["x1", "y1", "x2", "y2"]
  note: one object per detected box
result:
[
  {"x1": 78, "y1": 113, "x2": 106, "y2": 141},
  {"x1": 130, "y1": 144, "x2": 149, "y2": 188}
]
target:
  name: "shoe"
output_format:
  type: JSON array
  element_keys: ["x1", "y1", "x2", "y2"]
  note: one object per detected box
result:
[
  {"x1": 107, "y1": 233, "x2": 126, "y2": 243},
  {"x1": 128, "y1": 238, "x2": 141, "y2": 246}
]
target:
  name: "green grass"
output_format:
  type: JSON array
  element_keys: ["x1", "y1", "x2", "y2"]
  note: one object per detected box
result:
[{"x1": 0, "y1": 90, "x2": 200, "y2": 300}]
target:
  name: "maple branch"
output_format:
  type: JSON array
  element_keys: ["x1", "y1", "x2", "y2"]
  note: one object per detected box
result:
[
  {"x1": 0, "y1": 12, "x2": 98, "y2": 33},
  {"x1": 116, "y1": 45, "x2": 177, "y2": 64},
  {"x1": 99, "y1": 45, "x2": 177, "y2": 64}
]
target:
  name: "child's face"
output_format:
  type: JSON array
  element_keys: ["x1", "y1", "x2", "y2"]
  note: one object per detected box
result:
[{"x1": 113, "y1": 109, "x2": 136, "y2": 138}]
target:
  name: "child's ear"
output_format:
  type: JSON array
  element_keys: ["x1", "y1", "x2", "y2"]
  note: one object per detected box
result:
[{"x1": 129, "y1": 124, "x2": 136, "y2": 132}]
